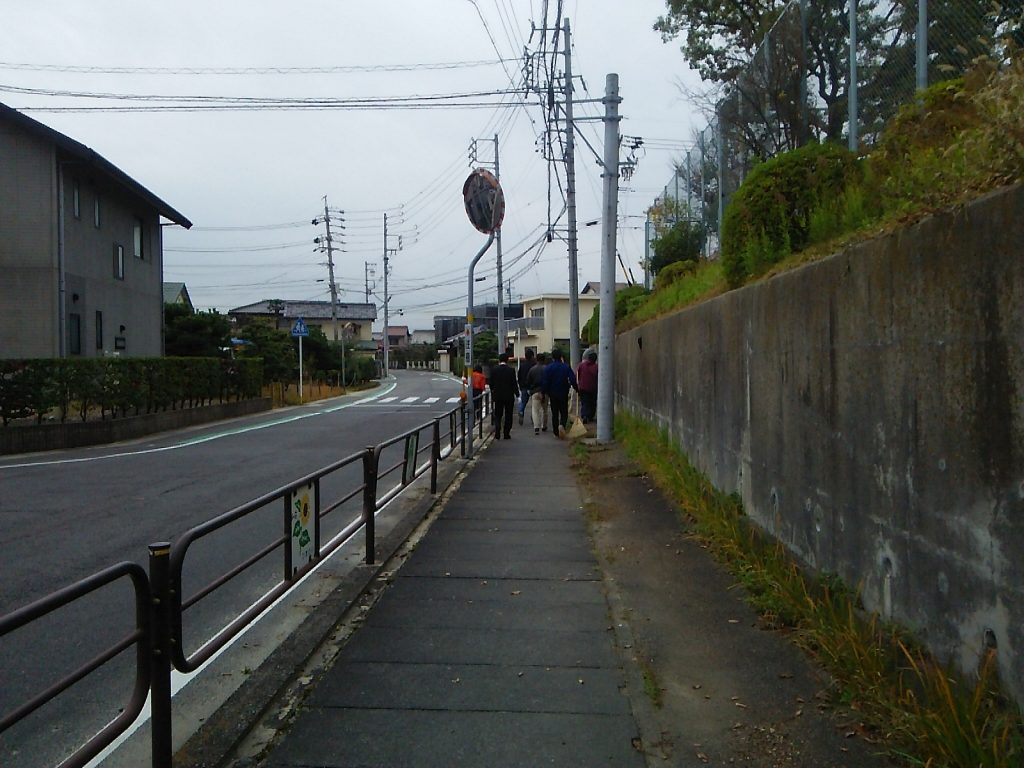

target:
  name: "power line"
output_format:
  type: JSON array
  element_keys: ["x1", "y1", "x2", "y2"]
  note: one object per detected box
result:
[{"x1": 0, "y1": 58, "x2": 517, "y2": 75}]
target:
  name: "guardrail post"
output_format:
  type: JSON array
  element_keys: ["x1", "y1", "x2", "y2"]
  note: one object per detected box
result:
[
  {"x1": 283, "y1": 494, "x2": 293, "y2": 582},
  {"x1": 362, "y1": 447, "x2": 377, "y2": 564},
  {"x1": 431, "y1": 418, "x2": 440, "y2": 494},
  {"x1": 459, "y1": 402, "x2": 466, "y2": 457},
  {"x1": 148, "y1": 542, "x2": 173, "y2": 768}
]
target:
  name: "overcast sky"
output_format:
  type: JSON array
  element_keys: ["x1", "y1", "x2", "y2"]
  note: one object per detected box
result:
[{"x1": 2, "y1": 1, "x2": 703, "y2": 330}]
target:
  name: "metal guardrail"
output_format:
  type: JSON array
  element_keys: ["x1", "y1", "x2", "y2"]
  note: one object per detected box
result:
[
  {"x1": 0, "y1": 562, "x2": 151, "y2": 768},
  {"x1": 0, "y1": 397, "x2": 484, "y2": 768}
]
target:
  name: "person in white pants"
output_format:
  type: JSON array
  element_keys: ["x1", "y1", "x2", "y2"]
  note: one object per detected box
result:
[{"x1": 526, "y1": 352, "x2": 549, "y2": 435}]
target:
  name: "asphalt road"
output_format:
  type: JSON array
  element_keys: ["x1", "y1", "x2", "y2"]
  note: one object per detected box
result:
[{"x1": 0, "y1": 370, "x2": 464, "y2": 768}]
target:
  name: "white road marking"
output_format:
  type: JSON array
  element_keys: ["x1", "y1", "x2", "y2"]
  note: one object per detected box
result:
[
  {"x1": 0, "y1": 381, "x2": 401, "y2": 470},
  {"x1": 424, "y1": 397, "x2": 440, "y2": 404},
  {"x1": 400, "y1": 397, "x2": 418, "y2": 403},
  {"x1": 379, "y1": 397, "x2": 399, "y2": 403},
  {"x1": 446, "y1": 397, "x2": 461, "y2": 403}
]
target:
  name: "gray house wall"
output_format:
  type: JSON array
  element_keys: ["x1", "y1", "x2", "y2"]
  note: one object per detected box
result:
[
  {"x1": 1, "y1": 115, "x2": 170, "y2": 358},
  {"x1": 0, "y1": 121, "x2": 59, "y2": 357},
  {"x1": 616, "y1": 184, "x2": 1024, "y2": 701}
]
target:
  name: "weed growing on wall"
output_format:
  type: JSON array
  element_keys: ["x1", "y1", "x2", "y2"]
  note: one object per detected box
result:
[{"x1": 612, "y1": 410, "x2": 1024, "y2": 766}]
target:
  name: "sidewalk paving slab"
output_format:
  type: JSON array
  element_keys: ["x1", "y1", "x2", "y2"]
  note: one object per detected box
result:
[{"x1": 256, "y1": 428, "x2": 645, "y2": 767}]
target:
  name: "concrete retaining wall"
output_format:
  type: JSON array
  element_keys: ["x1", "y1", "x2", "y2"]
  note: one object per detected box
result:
[
  {"x1": 616, "y1": 185, "x2": 1024, "y2": 700},
  {"x1": 0, "y1": 398, "x2": 273, "y2": 455}
]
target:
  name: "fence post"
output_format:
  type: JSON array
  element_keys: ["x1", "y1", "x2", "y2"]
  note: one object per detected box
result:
[
  {"x1": 460, "y1": 402, "x2": 466, "y2": 457},
  {"x1": 362, "y1": 447, "x2": 377, "y2": 564},
  {"x1": 431, "y1": 418, "x2": 441, "y2": 494},
  {"x1": 148, "y1": 542, "x2": 173, "y2": 768},
  {"x1": 283, "y1": 493, "x2": 293, "y2": 581}
]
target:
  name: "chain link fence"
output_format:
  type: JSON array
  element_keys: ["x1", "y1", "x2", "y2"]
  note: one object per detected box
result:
[{"x1": 647, "y1": 0, "x2": 1021, "y2": 269}]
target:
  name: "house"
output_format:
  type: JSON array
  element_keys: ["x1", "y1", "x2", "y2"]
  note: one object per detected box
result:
[
  {"x1": 580, "y1": 281, "x2": 629, "y2": 295},
  {"x1": 503, "y1": 293, "x2": 600, "y2": 358},
  {"x1": 163, "y1": 282, "x2": 194, "y2": 313},
  {"x1": 0, "y1": 102, "x2": 192, "y2": 359},
  {"x1": 228, "y1": 300, "x2": 377, "y2": 345},
  {"x1": 409, "y1": 329, "x2": 435, "y2": 345},
  {"x1": 382, "y1": 325, "x2": 410, "y2": 349}
]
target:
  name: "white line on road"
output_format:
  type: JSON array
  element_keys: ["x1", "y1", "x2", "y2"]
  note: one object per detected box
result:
[
  {"x1": 378, "y1": 397, "x2": 399, "y2": 403},
  {"x1": 0, "y1": 381, "x2": 401, "y2": 470},
  {"x1": 446, "y1": 397, "x2": 461, "y2": 403},
  {"x1": 423, "y1": 397, "x2": 439, "y2": 404},
  {"x1": 400, "y1": 397, "x2": 418, "y2": 403}
]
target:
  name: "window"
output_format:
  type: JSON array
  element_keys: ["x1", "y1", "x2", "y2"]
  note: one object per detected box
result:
[
  {"x1": 73, "y1": 180, "x2": 81, "y2": 219},
  {"x1": 94, "y1": 193, "x2": 101, "y2": 228},
  {"x1": 133, "y1": 219, "x2": 144, "y2": 260},
  {"x1": 95, "y1": 311, "x2": 103, "y2": 350},
  {"x1": 69, "y1": 313, "x2": 82, "y2": 355},
  {"x1": 113, "y1": 244, "x2": 124, "y2": 279},
  {"x1": 531, "y1": 308, "x2": 544, "y2": 318}
]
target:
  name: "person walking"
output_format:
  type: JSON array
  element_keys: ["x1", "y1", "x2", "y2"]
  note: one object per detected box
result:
[
  {"x1": 488, "y1": 353, "x2": 519, "y2": 440},
  {"x1": 526, "y1": 352, "x2": 549, "y2": 435},
  {"x1": 576, "y1": 350, "x2": 598, "y2": 424},
  {"x1": 542, "y1": 348, "x2": 578, "y2": 438},
  {"x1": 471, "y1": 364, "x2": 486, "y2": 422},
  {"x1": 516, "y1": 349, "x2": 536, "y2": 426}
]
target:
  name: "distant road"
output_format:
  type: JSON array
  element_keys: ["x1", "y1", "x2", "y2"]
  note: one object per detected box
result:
[{"x1": 0, "y1": 370, "x2": 462, "y2": 768}]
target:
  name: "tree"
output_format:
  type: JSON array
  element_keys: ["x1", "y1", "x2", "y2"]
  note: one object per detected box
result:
[
  {"x1": 164, "y1": 304, "x2": 230, "y2": 357},
  {"x1": 235, "y1": 323, "x2": 295, "y2": 382},
  {"x1": 654, "y1": 0, "x2": 886, "y2": 151},
  {"x1": 651, "y1": 220, "x2": 706, "y2": 274}
]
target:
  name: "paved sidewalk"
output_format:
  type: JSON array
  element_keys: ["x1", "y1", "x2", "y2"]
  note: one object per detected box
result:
[{"x1": 258, "y1": 427, "x2": 644, "y2": 767}]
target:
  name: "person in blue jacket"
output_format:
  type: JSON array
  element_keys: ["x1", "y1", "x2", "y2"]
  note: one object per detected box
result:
[{"x1": 541, "y1": 348, "x2": 578, "y2": 438}]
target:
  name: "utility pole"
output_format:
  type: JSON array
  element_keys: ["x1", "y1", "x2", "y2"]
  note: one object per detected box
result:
[
  {"x1": 383, "y1": 213, "x2": 390, "y2": 377},
  {"x1": 365, "y1": 261, "x2": 373, "y2": 303},
  {"x1": 382, "y1": 214, "x2": 401, "y2": 377},
  {"x1": 323, "y1": 196, "x2": 339, "y2": 343},
  {"x1": 596, "y1": 73, "x2": 620, "y2": 443},
  {"x1": 494, "y1": 133, "x2": 504, "y2": 353},
  {"x1": 563, "y1": 17, "x2": 581, "y2": 368}
]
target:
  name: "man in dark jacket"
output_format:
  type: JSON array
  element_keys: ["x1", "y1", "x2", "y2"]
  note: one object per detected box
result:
[
  {"x1": 516, "y1": 349, "x2": 536, "y2": 425},
  {"x1": 488, "y1": 353, "x2": 520, "y2": 439},
  {"x1": 541, "y1": 348, "x2": 578, "y2": 438}
]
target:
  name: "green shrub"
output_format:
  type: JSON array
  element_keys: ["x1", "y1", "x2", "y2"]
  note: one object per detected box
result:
[
  {"x1": 655, "y1": 259, "x2": 697, "y2": 291},
  {"x1": 721, "y1": 142, "x2": 860, "y2": 287}
]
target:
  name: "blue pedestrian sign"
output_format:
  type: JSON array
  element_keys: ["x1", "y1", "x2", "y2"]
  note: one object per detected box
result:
[{"x1": 291, "y1": 318, "x2": 309, "y2": 337}]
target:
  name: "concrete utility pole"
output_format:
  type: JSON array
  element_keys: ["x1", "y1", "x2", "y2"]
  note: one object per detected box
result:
[
  {"x1": 323, "y1": 196, "x2": 339, "y2": 343},
  {"x1": 916, "y1": 0, "x2": 928, "y2": 92},
  {"x1": 494, "y1": 133, "x2": 504, "y2": 352},
  {"x1": 596, "y1": 74, "x2": 620, "y2": 444},
  {"x1": 849, "y1": 0, "x2": 859, "y2": 151},
  {"x1": 563, "y1": 17, "x2": 581, "y2": 368},
  {"x1": 365, "y1": 261, "x2": 373, "y2": 303},
  {"x1": 382, "y1": 213, "x2": 390, "y2": 377}
]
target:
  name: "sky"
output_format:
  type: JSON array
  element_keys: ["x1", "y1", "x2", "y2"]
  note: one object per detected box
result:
[{"x1": 2, "y1": 0, "x2": 704, "y2": 331}]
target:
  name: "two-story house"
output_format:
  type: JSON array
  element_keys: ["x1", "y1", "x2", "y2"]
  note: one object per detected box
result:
[
  {"x1": 503, "y1": 293, "x2": 600, "y2": 359},
  {"x1": 228, "y1": 299, "x2": 378, "y2": 350},
  {"x1": 0, "y1": 103, "x2": 192, "y2": 359}
]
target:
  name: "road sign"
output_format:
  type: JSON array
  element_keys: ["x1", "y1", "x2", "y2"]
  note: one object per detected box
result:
[
  {"x1": 463, "y1": 168, "x2": 505, "y2": 234},
  {"x1": 291, "y1": 318, "x2": 309, "y2": 337}
]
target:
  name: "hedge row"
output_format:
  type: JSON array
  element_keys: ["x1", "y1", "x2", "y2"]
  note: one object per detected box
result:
[{"x1": 0, "y1": 357, "x2": 263, "y2": 426}]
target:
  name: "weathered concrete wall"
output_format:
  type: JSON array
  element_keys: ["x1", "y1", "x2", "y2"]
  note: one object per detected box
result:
[
  {"x1": 0, "y1": 398, "x2": 272, "y2": 455},
  {"x1": 617, "y1": 184, "x2": 1024, "y2": 700}
]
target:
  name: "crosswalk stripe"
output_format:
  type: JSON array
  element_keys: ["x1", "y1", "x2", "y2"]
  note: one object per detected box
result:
[
  {"x1": 401, "y1": 397, "x2": 418, "y2": 403},
  {"x1": 446, "y1": 397, "x2": 460, "y2": 403},
  {"x1": 379, "y1": 397, "x2": 398, "y2": 403},
  {"x1": 424, "y1": 397, "x2": 440, "y2": 404}
]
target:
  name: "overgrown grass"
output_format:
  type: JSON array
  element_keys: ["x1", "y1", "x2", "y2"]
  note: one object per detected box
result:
[
  {"x1": 619, "y1": 261, "x2": 726, "y2": 331},
  {"x1": 621, "y1": 61, "x2": 1024, "y2": 328},
  {"x1": 612, "y1": 410, "x2": 1024, "y2": 767}
]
